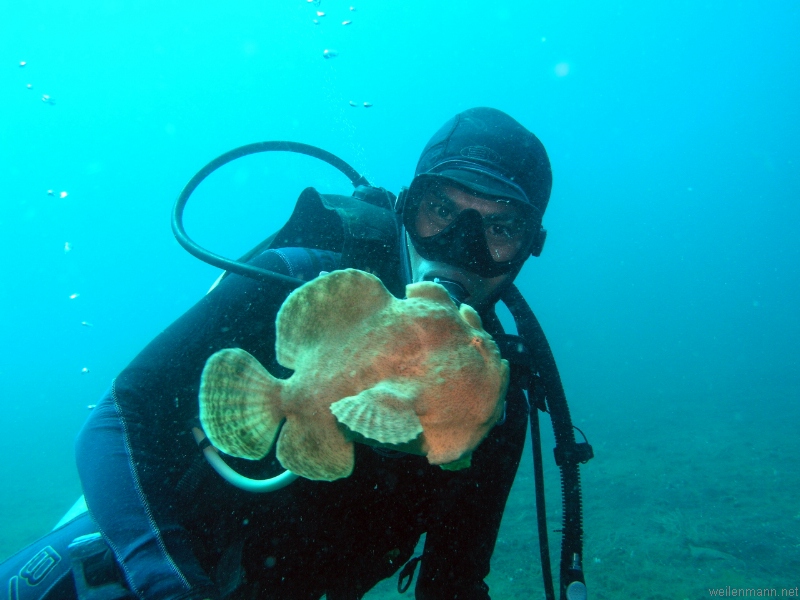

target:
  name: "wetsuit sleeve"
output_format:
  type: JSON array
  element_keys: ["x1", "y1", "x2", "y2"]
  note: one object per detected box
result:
[
  {"x1": 75, "y1": 251, "x2": 300, "y2": 600},
  {"x1": 415, "y1": 383, "x2": 529, "y2": 600}
]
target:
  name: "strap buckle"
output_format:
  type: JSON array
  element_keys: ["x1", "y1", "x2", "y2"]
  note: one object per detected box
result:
[{"x1": 554, "y1": 442, "x2": 594, "y2": 467}]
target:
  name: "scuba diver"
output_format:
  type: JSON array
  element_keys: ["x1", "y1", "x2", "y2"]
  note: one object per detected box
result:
[{"x1": 1, "y1": 107, "x2": 592, "y2": 600}]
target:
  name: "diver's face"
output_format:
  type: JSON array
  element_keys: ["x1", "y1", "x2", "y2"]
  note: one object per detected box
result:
[{"x1": 406, "y1": 185, "x2": 516, "y2": 310}]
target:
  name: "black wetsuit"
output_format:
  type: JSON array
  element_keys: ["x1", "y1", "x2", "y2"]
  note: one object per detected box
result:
[{"x1": 7, "y1": 245, "x2": 529, "y2": 600}]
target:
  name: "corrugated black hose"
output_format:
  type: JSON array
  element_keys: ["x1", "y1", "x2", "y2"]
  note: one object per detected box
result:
[{"x1": 502, "y1": 284, "x2": 593, "y2": 600}]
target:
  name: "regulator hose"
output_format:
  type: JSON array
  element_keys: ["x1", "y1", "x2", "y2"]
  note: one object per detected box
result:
[
  {"x1": 503, "y1": 284, "x2": 593, "y2": 600},
  {"x1": 171, "y1": 141, "x2": 369, "y2": 287}
]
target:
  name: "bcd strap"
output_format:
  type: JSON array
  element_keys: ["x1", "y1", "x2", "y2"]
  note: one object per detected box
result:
[
  {"x1": 493, "y1": 333, "x2": 534, "y2": 390},
  {"x1": 493, "y1": 333, "x2": 594, "y2": 470}
]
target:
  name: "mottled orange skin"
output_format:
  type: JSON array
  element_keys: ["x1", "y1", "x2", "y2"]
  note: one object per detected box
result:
[{"x1": 200, "y1": 269, "x2": 509, "y2": 481}]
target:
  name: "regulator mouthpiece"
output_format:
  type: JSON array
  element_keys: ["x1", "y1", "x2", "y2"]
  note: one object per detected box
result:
[{"x1": 430, "y1": 277, "x2": 468, "y2": 306}]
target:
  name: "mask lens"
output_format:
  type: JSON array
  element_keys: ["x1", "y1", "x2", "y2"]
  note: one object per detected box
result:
[{"x1": 410, "y1": 180, "x2": 534, "y2": 265}]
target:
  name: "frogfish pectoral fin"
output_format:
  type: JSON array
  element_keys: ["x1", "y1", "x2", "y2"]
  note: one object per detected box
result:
[
  {"x1": 199, "y1": 348, "x2": 284, "y2": 460},
  {"x1": 276, "y1": 417, "x2": 354, "y2": 481},
  {"x1": 330, "y1": 381, "x2": 424, "y2": 445}
]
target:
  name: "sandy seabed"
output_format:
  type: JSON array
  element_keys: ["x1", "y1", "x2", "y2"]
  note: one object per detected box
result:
[
  {"x1": 369, "y1": 395, "x2": 800, "y2": 599},
  {"x1": 3, "y1": 395, "x2": 798, "y2": 599}
]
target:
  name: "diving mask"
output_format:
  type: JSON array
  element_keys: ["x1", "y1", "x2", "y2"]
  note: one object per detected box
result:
[{"x1": 403, "y1": 177, "x2": 544, "y2": 278}]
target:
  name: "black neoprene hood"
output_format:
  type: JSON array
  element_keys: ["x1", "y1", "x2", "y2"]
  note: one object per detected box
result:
[{"x1": 415, "y1": 107, "x2": 552, "y2": 221}]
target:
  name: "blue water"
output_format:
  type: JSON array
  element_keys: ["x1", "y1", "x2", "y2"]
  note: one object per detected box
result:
[{"x1": 2, "y1": 1, "x2": 799, "y2": 596}]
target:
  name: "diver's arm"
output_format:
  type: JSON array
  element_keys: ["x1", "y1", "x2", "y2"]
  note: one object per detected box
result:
[
  {"x1": 415, "y1": 383, "x2": 528, "y2": 600},
  {"x1": 75, "y1": 250, "x2": 299, "y2": 599},
  {"x1": 76, "y1": 390, "x2": 220, "y2": 599}
]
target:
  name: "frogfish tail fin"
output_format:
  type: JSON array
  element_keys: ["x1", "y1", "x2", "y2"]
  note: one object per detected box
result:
[{"x1": 200, "y1": 348, "x2": 284, "y2": 460}]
